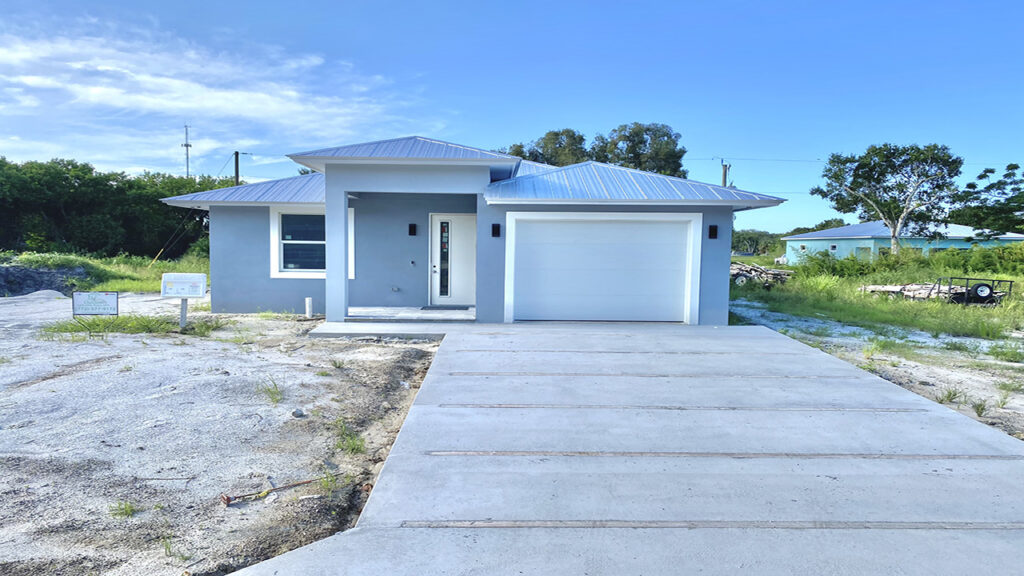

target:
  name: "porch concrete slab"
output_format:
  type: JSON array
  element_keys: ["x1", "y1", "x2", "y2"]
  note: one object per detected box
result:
[
  {"x1": 346, "y1": 306, "x2": 475, "y2": 322},
  {"x1": 236, "y1": 324, "x2": 1024, "y2": 575}
]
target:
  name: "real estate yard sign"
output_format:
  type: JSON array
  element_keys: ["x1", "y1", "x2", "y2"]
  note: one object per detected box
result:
[
  {"x1": 161, "y1": 273, "x2": 207, "y2": 298},
  {"x1": 72, "y1": 292, "x2": 118, "y2": 316},
  {"x1": 161, "y1": 273, "x2": 208, "y2": 329}
]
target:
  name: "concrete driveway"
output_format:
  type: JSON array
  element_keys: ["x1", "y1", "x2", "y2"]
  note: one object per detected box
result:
[{"x1": 238, "y1": 324, "x2": 1024, "y2": 575}]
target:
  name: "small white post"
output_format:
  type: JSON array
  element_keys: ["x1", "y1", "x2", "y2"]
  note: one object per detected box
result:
[
  {"x1": 180, "y1": 298, "x2": 188, "y2": 329},
  {"x1": 305, "y1": 297, "x2": 313, "y2": 319}
]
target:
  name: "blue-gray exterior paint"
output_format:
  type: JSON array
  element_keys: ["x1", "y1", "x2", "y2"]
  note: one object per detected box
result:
[
  {"x1": 209, "y1": 197, "x2": 734, "y2": 324},
  {"x1": 474, "y1": 198, "x2": 734, "y2": 325},
  {"x1": 348, "y1": 193, "x2": 476, "y2": 306},
  {"x1": 209, "y1": 205, "x2": 326, "y2": 314}
]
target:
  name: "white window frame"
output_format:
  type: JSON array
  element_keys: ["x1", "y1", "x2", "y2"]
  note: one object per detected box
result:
[
  {"x1": 799, "y1": 244, "x2": 807, "y2": 253},
  {"x1": 269, "y1": 206, "x2": 354, "y2": 280},
  {"x1": 829, "y1": 244, "x2": 838, "y2": 252},
  {"x1": 502, "y1": 212, "x2": 702, "y2": 324}
]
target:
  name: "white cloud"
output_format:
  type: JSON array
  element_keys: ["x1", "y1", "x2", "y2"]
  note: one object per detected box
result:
[{"x1": 0, "y1": 22, "x2": 443, "y2": 176}]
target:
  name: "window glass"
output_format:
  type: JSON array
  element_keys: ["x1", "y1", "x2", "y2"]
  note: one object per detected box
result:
[
  {"x1": 281, "y1": 214, "x2": 325, "y2": 241},
  {"x1": 282, "y1": 243, "x2": 326, "y2": 270}
]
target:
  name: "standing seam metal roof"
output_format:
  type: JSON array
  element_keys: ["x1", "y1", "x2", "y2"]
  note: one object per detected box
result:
[
  {"x1": 161, "y1": 173, "x2": 324, "y2": 207},
  {"x1": 485, "y1": 161, "x2": 783, "y2": 204}
]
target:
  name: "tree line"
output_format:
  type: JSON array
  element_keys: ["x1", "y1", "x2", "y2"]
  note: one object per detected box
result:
[
  {"x1": 0, "y1": 157, "x2": 234, "y2": 258},
  {"x1": 3, "y1": 133, "x2": 1022, "y2": 261},
  {"x1": 502, "y1": 122, "x2": 689, "y2": 177}
]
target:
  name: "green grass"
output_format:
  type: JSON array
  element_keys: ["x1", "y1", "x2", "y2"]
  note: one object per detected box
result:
[
  {"x1": 3, "y1": 251, "x2": 208, "y2": 292},
  {"x1": 862, "y1": 337, "x2": 921, "y2": 360},
  {"x1": 734, "y1": 274, "x2": 1024, "y2": 339},
  {"x1": 988, "y1": 342, "x2": 1024, "y2": 363},
  {"x1": 731, "y1": 254, "x2": 788, "y2": 267},
  {"x1": 256, "y1": 376, "x2": 283, "y2": 405},
  {"x1": 941, "y1": 340, "x2": 980, "y2": 355},
  {"x1": 40, "y1": 314, "x2": 230, "y2": 337},
  {"x1": 996, "y1": 381, "x2": 1024, "y2": 393},
  {"x1": 937, "y1": 386, "x2": 966, "y2": 404},
  {"x1": 971, "y1": 398, "x2": 989, "y2": 417},
  {"x1": 333, "y1": 418, "x2": 366, "y2": 455},
  {"x1": 0, "y1": 356, "x2": 10, "y2": 365},
  {"x1": 108, "y1": 500, "x2": 138, "y2": 518}
]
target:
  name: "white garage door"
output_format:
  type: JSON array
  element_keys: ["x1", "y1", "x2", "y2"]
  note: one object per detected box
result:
[{"x1": 509, "y1": 215, "x2": 698, "y2": 322}]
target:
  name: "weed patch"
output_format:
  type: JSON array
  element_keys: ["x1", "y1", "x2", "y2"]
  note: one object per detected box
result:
[
  {"x1": 108, "y1": 500, "x2": 138, "y2": 518},
  {"x1": 333, "y1": 418, "x2": 365, "y2": 454},
  {"x1": 256, "y1": 376, "x2": 283, "y2": 405},
  {"x1": 937, "y1": 386, "x2": 966, "y2": 404},
  {"x1": 988, "y1": 342, "x2": 1024, "y2": 363}
]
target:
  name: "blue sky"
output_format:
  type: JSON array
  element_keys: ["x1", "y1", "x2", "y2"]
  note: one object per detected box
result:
[{"x1": 1, "y1": 0, "x2": 1021, "y2": 232}]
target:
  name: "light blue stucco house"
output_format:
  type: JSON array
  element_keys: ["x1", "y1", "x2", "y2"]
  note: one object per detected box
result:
[
  {"x1": 782, "y1": 220, "x2": 1024, "y2": 263},
  {"x1": 163, "y1": 136, "x2": 783, "y2": 324}
]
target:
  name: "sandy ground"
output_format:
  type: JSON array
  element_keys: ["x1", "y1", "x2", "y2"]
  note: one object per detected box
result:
[
  {"x1": 0, "y1": 291, "x2": 437, "y2": 576},
  {"x1": 733, "y1": 298, "x2": 1024, "y2": 440}
]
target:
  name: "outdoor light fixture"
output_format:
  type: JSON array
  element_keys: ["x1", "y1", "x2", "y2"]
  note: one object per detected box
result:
[
  {"x1": 491, "y1": 223, "x2": 501, "y2": 237},
  {"x1": 708, "y1": 225, "x2": 718, "y2": 239},
  {"x1": 408, "y1": 224, "x2": 417, "y2": 236}
]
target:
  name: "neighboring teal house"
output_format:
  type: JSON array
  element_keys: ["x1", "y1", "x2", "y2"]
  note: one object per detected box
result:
[{"x1": 782, "y1": 220, "x2": 1024, "y2": 262}]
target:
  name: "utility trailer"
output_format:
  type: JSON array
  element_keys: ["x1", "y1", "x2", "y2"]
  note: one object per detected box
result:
[{"x1": 860, "y1": 276, "x2": 1014, "y2": 306}]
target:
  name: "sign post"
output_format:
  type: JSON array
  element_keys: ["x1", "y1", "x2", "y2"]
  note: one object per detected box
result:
[{"x1": 161, "y1": 273, "x2": 207, "y2": 330}]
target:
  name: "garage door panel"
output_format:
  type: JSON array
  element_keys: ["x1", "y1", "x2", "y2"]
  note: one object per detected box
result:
[
  {"x1": 512, "y1": 217, "x2": 695, "y2": 322},
  {"x1": 516, "y1": 243, "x2": 686, "y2": 271}
]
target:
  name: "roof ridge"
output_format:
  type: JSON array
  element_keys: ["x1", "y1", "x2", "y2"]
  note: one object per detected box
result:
[{"x1": 497, "y1": 160, "x2": 770, "y2": 200}]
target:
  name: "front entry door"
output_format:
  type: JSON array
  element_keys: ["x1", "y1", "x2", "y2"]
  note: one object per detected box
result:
[{"x1": 430, "y1": 213, "x2": 476, "y2": 306}]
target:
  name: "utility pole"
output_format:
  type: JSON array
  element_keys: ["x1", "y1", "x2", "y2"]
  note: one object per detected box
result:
[
  {"x1": 233, "y1": 151, "x2": 251, "y2": 185},
  {"x1": 182, "y1": 124, "x2": 192, "y2": 178},
  {"x1": 721, "y1": 161, "x2": 731, "y2": 187}
]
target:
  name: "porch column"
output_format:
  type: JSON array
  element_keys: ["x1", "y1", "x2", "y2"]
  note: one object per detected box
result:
[{"x1": 324, "y1": 167, "x2": 349, "y2": 321}]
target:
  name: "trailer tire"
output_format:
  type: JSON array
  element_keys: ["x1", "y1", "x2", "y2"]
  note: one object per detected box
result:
[
  {"x1": 733, "y1": 273, "x2": 752, "y2": 287},
  {"x1": 970, "y1": 283, "x2": 994, "y2": 300}
]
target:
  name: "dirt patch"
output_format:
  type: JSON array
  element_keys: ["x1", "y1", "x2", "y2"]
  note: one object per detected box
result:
[
  {"x1": 733, "y1": 298, "x2": 1024, "y2": 440},
  {"x1": 0, "y1": 292, "x2": 437, "y2": 575}
]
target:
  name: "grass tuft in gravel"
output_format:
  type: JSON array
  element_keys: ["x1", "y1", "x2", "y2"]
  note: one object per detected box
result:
[
  {"x1": 333, "y1": 418, "x2": 365, "y2": 454},
  {"x1": 256, "y1": 376, "x2": 283, "y2": 405},
  {"x1": 108, "y1": 500, "x2": 138, "y2": 518},
  {"x1": 40, "y1": 315, "x2": 231, "y2": 337}
]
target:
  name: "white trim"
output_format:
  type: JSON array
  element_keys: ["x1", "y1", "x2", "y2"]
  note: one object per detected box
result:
[
  {"x1": 347, "y1": 207, "x2": 355, "y2": 280},
  {"x1": 269, "y1": 205, "x2": 355, "y2": 280},
  {"x1": 503, "y1": 212, "x2": 702, "y2": 324}
]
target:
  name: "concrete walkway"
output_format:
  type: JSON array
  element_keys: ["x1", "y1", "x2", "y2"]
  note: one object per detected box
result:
[{"x1": 238, "y1": 325, "x2": 1024, "y2": 575}]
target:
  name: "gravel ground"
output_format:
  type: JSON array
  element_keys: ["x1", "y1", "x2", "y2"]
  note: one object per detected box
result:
[
  {"x1": 733, "y1": 298, "x2": 1024, "y2": 440},
  {"x1": 0, "y1": 291, "x2": 436, "y2": 575}
]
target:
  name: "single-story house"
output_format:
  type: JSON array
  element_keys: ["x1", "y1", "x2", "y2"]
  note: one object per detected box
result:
[
  {"x1": 162, "y1": 136, "x2": 783, "y2": 324},
  {"x1": 782, "y1": 220, "x2": 1024, "y2": 262}
]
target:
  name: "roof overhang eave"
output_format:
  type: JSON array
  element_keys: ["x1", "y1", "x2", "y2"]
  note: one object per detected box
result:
[
  {"x1": 483, "y1": 197, "x2": 785, "y2": 209},
  {"x1": 161, "y1": 199, "x2": 327, "y2": 210}
]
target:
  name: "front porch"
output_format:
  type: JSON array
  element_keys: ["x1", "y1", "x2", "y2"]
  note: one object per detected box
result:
[{"x1": 345, "y1": 306, "x2": 475, "y2": 323}]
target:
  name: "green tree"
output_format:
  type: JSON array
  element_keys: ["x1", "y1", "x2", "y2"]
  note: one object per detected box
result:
[
  {"x1": 503, "y1": 129, "x2": 588, "y2": 166},
  {"x1": 0, "y1": 157, "x2": 234, "y2": 257},
  {"x1": 590, "y1": 122, "x2": 688, "y2": 177},
  {"x1": 810, "y1": 144, "x2": 964, "y2": 254},
  {"x1": 732, "y1": 229, "x2": 780, "y2": 254},
  {"x1": 782, "y1": 218, "x2": 848, "y2": 237},
  {"x1": 950, "y1": 163, "x2": 1024, "y2": 235}
]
